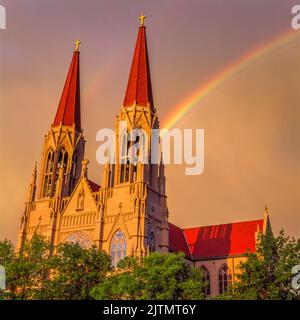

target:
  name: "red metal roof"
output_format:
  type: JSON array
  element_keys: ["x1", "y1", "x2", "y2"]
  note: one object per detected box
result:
[
  {"x1": 169, "y1": 219, "x2": 263, "y2": 260},
  {"x1": 53, "y1": 51, "x2": 81, "y2": 131},
  {"x1": 169, "y1": 223, "x2": 191, "y2": 258},
  {"x1": 123, "y1": 26, "x2": 154, "y2": 109},
  {"x1": 87, "y1": 179, "x2": 100, "y2": 192}
]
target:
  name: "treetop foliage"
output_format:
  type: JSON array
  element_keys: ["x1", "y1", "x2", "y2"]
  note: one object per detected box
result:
[{"x1": 0, "y1": 230, "x2": 299, "y2": 300}]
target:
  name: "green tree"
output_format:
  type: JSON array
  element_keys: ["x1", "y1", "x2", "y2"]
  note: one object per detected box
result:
[
  {"x1": 91, "y1": 252, "x2": 207, "y2": 300},
  {"x1": 0, "y1": 235, "x2": 51, "y2": 300},
  {"x1": 0, "y1": 239, "x2": 16, "y2": 299},
  {"x1": 90, "y1": 256, "x2": 142, "y2": 300},
  {"x1": 40, "y1": 243, "x2": 112, "y2": 300},
  {"x1": 218, "y1": 230, "x2": 300, "y2": 300}
]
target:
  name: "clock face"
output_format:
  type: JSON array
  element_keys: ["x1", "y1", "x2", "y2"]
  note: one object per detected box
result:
[
  {"x1": 64, "y1": 231, "x2": 92, "y2": 249},
  {"x1": 148, "y1": 232, "x2": 155, "y2": 252}
]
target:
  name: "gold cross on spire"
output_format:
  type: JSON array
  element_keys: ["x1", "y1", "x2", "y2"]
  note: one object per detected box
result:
[
  {"x1": 75, "y1": 39, "x2": 81, "y2": 52},
  {"x1": 139, "y1": 14, "x2": 146, "y2": 26}
]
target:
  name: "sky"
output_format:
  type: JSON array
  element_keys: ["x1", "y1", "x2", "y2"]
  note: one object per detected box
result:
[{"x1": 0, "y1": 0, "x2": 299, "y2": 242}]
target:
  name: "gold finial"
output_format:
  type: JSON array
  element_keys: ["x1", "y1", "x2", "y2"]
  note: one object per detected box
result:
[
  {"x1": 139, "y1": 14, "x2": 146, "y2": 26},
  {"x1": 75, "y1": 39, "x2": 81, "y2": 52}
]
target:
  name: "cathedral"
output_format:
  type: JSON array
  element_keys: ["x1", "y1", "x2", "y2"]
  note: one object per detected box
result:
[{"x1": 16, "y1": 17, "x2": 271, "y2": 297}]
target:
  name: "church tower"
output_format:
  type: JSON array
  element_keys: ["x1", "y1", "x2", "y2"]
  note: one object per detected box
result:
[
  {"x1": 39, "y1": 41, "x2": 84, "y2": 201},
  {"x1": 15, "y1": 17, "x2": 272, "y2": 292},
  {"x1": 16, "y1": 20, "x2": 169, "y2": 264},
  {"x1": 16, "y1": 42, "x2": 85, "y2": 251},
  {"x1": 97, "y1": 16, "x2": 169, "y2": 265}
]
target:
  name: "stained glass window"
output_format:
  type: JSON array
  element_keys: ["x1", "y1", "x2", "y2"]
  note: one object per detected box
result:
[
  {"x1": 218, "y1": 263, "x2": 232, "y2": 294},
  {"x1": 42, "y1": 149, "x2": 54, "y2": 197},
  {"x1": 64, "y1": 231, "x2": 92, "y2": 249},
  {"x1": 200, "y1": 265, "x2": 211, "y2": 296},
  {"x1": 110, "y1": 230, "x2": 127, "y2": 268}
]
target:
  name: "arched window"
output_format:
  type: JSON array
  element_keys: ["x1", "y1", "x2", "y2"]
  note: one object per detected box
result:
[
  {"x1": 218, "y1": 264, "x2": 232, "y2": 294},
  {"x1": 200, "y1": 266, "x2": 211, "y2": 296},
  {"x1": 131, "y1": 134, "x2": 139, "y2": 182},
  {"x1": 135, "y1": 128, "x2": 147, "y2": 164},
  {"x1": 121, "y1": 131, "x2": 128, "y2": 159},
  {"x1": 42, "y1": 149, "x2": 54, "y2": 197},
  {"x1": 54, "y1": 148, "x2": 69, "y2": 194},
  {"x1": 57, "y1": 148, "x2": 69, "y2": 175},
  {"x1": 148, "y1": 231, "x2": 155, "y2": 252},
  {"x1": 120, "y1": 131, "x2": 130, "y2": 183},
  {"x1": 110, "y1": 230, "x2": 127, "y2": 268},
  {"x1": 109, "y1": 164, "x2": 115, "y2": 188},
  {"x1": 69, "y1": 153, "x2": 78, "y2": 194},
  {"x1": 131, "y1": 129, "x2": 147, "y2": 182},
  {"x1": 71, "y1": 154, "x2": 78, "y2": 177}
]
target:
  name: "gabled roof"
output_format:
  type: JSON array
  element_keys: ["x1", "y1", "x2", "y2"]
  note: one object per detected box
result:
[
  {"x1": 123, "y1": 26, "x2": 154, "y2": 109},
  {"x1": 169, "y1": 223, "x2": 191, "y2": 258},
  {"x1": 87, "y1": 179, "x2": 100, "y2": 192},
  {"x1": 169, "y1": 219, "x2": 264, "y2": 260},
  {"x1": 53, "y1": 50, "x2": 81, "y2": 131}
]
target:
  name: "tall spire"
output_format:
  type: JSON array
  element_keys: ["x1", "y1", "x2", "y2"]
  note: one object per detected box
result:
[
  {"x1": 123, "y1": 17, "x2": 154, "y2": 109},
  {"x1": 263, "y1": 204, "x2": 271, "y2": 235},
  {"x1": 53, "y1": 41, "x2": 81, "y2": 131}
]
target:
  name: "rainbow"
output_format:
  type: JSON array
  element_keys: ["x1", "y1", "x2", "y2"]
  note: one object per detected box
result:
[{"x1": 162, "y1": 30, "x2": 300, "y2": 130}]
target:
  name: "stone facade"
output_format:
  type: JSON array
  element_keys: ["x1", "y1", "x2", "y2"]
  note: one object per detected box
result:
[{"x1": 16, "y1": 23, "x2": 271, "y2": 297}]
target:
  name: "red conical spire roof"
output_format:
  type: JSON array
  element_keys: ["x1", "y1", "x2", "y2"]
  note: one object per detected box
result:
[
  {"x1": 123, "y1": 25, "x2": 154, "y2": 109},
  {"x1": 53, "y1": 46, "x2": 81, "y2": 131}
]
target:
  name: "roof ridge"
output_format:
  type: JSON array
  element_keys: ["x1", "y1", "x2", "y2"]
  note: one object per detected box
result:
[
  {"x1": 182, "y1": 218, "x2": 264, "y2": 231},
  {"x1": 134, "y1": 27, "x2": 143, "y2": 105},
  {"x1": 61, "y1": 55, "x2": 75, "y2": 124}
]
